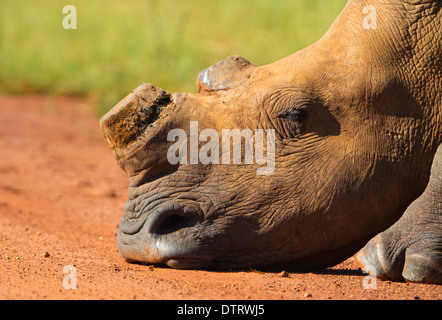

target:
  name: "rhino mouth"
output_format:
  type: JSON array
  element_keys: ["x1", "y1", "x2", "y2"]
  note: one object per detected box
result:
[{"x1": 117, "y1": 200, "x2": 214, "y2": 268}]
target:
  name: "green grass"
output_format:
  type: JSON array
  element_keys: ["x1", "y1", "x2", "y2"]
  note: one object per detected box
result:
[{"x1": 0, "y1": 0, "x2": 347, "y2": 115}]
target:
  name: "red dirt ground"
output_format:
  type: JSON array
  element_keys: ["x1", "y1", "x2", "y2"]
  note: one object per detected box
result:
[{"x1": 0, "y1": 94, "x2": 440, "y2": 300}]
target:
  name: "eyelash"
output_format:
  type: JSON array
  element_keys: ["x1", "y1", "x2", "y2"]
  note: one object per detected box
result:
[{"x1": 277, "y1": 109, "x2": 308, "y2": 122}]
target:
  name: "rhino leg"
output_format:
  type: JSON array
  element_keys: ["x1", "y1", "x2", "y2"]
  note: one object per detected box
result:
[{"x1": 357, "y1": 144, "x2": 442, "y2": 284}]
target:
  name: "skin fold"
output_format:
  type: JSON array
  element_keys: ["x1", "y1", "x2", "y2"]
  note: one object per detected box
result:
[{"x1": 100, "y1": 0, "x2": 441, "y2": 283}]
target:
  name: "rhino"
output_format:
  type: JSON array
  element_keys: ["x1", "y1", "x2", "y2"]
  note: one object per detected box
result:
[{"x1": 100, "y1": 0, "x2": 441, "y2": 284}]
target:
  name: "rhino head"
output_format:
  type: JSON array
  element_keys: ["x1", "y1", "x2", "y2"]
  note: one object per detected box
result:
[{"x1": 100, "y1": 0, "x2": 441, "y2": 270}]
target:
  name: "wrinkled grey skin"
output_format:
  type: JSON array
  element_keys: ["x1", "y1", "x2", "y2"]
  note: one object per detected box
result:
[{"x1": 100, "y1": 0, "x2": 441, "y2": 284}]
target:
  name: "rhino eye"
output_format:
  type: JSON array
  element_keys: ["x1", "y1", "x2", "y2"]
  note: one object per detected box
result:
[
  {"x1": 274, "y1": 108, "x2": 308, "y2": 138},
  {"x1": 276, "y1": 108, "x2": 308, "y2": 123}
]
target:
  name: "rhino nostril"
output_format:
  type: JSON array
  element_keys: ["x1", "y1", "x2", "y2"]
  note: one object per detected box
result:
[
  {"x1": 155, "y1": 214, "x2": 198, "y2": 235},
  {"x1": 149, "y1": 207, "x2": 201, "y2": 236}
]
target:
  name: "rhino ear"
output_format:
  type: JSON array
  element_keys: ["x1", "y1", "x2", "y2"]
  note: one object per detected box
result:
[{"x1": 196, "y1": 55, "x2": 257, "y2": 93}]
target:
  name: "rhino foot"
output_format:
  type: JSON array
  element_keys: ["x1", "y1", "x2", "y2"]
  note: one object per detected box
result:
[
  {"x1": 356, "y1": 229, "x2": 442, "y2": 284},
  {"x1": 357, "y1": 145, "x2": 442, "y2": 284}
]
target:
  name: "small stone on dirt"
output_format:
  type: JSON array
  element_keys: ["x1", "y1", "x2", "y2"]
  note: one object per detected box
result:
[
  {"x1": 43, "y1": 251, "x2": 50, "y2": 258},
  {"x1": 278, "y1": 270, "x2": 289, "y2": 277}
]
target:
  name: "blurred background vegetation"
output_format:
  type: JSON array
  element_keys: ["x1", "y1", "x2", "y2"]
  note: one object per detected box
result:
[{"x1": 0, "y1": 0, "x2": 347, "y2": 115}]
